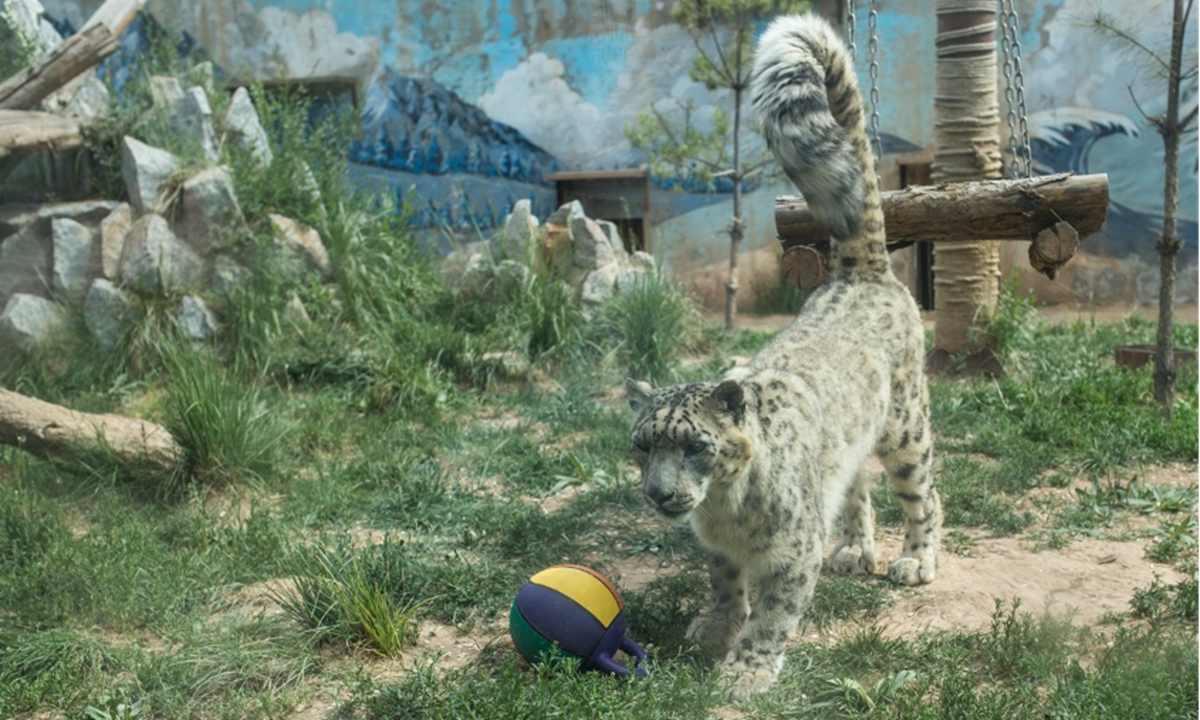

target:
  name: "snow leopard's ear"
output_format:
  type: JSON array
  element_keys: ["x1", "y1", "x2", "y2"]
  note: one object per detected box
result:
[
  {"x1": 710, "y1": 380, "x2": 746, "y2": 421},
  {"x1": 626, "y1": 378, "x2": 654, "y2": 412}
]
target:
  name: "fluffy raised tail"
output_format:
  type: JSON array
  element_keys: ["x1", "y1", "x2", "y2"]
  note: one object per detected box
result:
[{"x1": 751, "y1": 14, "x2": 889, "y2": 279}]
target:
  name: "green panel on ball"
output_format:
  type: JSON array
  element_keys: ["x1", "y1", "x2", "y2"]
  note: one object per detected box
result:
[{"x1": 509, "y1": 600, "x2": 579, "y2": 667}]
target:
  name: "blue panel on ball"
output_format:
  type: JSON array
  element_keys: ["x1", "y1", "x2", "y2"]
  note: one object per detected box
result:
[{"x1": 515, "y1": 581, "x2": 608, "y2": 659}]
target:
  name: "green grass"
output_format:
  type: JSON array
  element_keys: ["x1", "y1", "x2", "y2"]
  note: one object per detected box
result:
[{"x1": 2, "y1": 54, "x2": 1196, "y2": 719}]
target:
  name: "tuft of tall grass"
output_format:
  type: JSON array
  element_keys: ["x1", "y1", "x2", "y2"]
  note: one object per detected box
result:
[
  {"x1": 157, "y1": 335, "x2": 288, "y2": 489},
  {"x1": 598, "y1": 268, "x2": 701, "y2": 384}
]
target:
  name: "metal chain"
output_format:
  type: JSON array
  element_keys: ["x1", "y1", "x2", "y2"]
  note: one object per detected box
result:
[
  {"x1": 867, "y1": 0, "x2": 883, "y2": 170},
  {"x1": 845, "y1": 0, "x2": 857, "y2": 62},
  {"x1": 998, "y1": 0, "x2": 1032, "y2": 177}
]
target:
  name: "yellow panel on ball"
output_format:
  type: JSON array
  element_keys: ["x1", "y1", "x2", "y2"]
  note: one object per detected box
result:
[{"x1": 528, "y1": 564, "x2": 621, "y2": 626}]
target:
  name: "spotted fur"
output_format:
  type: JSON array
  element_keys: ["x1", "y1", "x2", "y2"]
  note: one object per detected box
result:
[{"x1": 626, "y1": 13, "x2": 940, "y2": 701}]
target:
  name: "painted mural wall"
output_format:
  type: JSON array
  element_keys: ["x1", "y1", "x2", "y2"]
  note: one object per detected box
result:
[{"x1": 40, "y1": 0, "x2": 1199, "y2": 303}]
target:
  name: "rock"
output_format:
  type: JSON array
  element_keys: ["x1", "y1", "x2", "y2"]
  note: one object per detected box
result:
[
  {"x1": 121, "y1": 137, "x2": 180, "y2": 216},
  {"x1": 169, "y1": 86, "x2": 219, "y2": 162},
  {"x1": 46, "y1": 70, "x2": 109, "y2": 120},
  {"x1": 50, "y1": 217, "x2": 97, "y2": 299},
  {"x1": 222, "y1": 87, "x2": 273, "y2": 168},
  {"x1": 547, "y1": 201, "x2": 616, "y2": 271},
  {"x1": 631, "y1": 250, "x2": 656, "y2": 271},
  {"x1": 460, "y1": 252, "x2": 492, "y2": 293},
  {"x1": 99, "y1": 203, "x2": 132, "y2": 280},
  {"x1": 269, "y1": 214, "x2": 332, "y2": 282},
  {"x1": 596, "y1": 219, "x2": 630, "y2": 263},
  {"x1": 580, "y1": 264, "x2": 620, "y2": 307},
  {"x1": 615, "y1": 267, "x2": 648, "y2": 295},
  {"x1": 0, "y1": 293, "x2": 64, "y2": 350},
  {"x1": 186, "y1": 62, "x2": 216, "y2": 96},
  {"x1": 83, "y1": 279, "x2": 134, "y2": 350},
  {"x1": 147, "y1": 76, "x2": 184, "y2": 115},
  {"x1": 1, "y1": 0, "x2": 63, "y2": 57},
  {"x1": 211, "y1": 255, "x2": 251, "y2": 297},
  {"x1": 284, "y1": 294, "x2": 311, "y2": 326},
  {"x1": 120, "y1": 213, "x2": 206, "y2": 294},
  {"x1": 494, "y1": 199, "x2": 537, "y2": 263},
  {"x1": 493, "y1": 259, "x2": 531, "y2": 296},
  {"x1": 175, "y1": 295, "x2": 218, "y2": 341},
  {"x1": 177, "y1": 166, "x2": 243, "y2": 254},
  {"x1": 0, "y1": 222, "x2": 50, "y2": 298}
]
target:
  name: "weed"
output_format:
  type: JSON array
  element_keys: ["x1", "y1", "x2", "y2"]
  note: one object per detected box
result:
[
  {"x1": 1129, "y1": 574, "x2": 1198, "y2": 625},
  {"x1": 598, "y1": 268, "x2": 701, "y2": 384}
]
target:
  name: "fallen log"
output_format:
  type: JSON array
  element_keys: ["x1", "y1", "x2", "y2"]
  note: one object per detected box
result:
[
  {"x1": 0, "y1": 109, "x2": 84, "y2": 159},
  {"x1": 0, "y1": 388, "x2": 182, "y2": 471},
  {"x1": 774, "y1": 173, "x2": 1109, "y2": 289}
]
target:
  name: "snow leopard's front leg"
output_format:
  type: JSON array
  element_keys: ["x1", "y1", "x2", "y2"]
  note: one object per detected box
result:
[
  {"x1": 687, "y1": 551, "x2": 749, "y2": 659},
  {"x1": 721, "y1": 555, "x2": 819, "y2": 701},
  {"x1": 826, "y1": 469, "x2": 877, "y2": 576}
]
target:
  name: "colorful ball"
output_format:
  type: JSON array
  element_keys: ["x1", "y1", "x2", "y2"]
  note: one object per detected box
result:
[{"x1": 509, "y1": 564, "x2": 647, "y2": 677}]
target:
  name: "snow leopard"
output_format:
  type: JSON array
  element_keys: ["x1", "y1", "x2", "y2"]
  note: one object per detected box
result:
[{"x1": 625, "y1": 13, "x2": 940, "y2": 701}]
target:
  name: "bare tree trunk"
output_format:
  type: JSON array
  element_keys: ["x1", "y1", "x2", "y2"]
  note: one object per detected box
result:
[
  {"x1": 1152, "y1": 0, "x2": 1189, "y2": 417},
  {"x1": 725, "y1": 84, "x2": 745, "y2": 332},
  {"x1": 930, "y1": 0, "x2": 1003, "y2": 356}
]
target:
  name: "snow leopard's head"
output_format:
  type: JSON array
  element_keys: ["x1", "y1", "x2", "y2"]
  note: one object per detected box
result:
[{"x1": 626, "y1": 378, "x2": 752, "y2": 521}]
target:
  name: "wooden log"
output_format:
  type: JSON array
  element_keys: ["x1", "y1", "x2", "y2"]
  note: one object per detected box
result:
[
  {"x1": 0, "y1": 24, "x2": 120, "y2": 110},
  {"x1": 0, "y1": 110, "x2": 84, "y2": 159},
  {"x1": 79, "y1": 0, "x2": 149, "y2": 36},
  {"x1": 0, "y1": 388, "x2": 182, "y2": 471},
  {"x1": 775, "y1": 173, "x2": 1110, "y2": 248}
]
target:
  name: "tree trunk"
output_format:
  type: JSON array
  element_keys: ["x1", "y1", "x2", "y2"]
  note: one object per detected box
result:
[
  {"x1": 0, "y1": 388, "x2": 182, "y2": 471},
  {"x1": 725, "y1": 85, "x2": 745, "y2": 332},
  {"x1": 930, "y1": 0, "x2": 1003, "y2": 355}
]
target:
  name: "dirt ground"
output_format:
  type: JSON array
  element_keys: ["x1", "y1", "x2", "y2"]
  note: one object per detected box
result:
[{"x1": 280, "y1": 301, "x2": 1196, "y2": 717}]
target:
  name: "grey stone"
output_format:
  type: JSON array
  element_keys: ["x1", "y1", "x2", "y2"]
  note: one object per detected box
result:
[
  {"x1": 121, "y1": 137, "x2": 180, "y2": 216},
  {"x1": 615, "y1": 267, "x2": 648, "y2": 295},
  {"x1": 580, "y1": 264, "x2": 620, "y2": 307},
  {"x1": 494, "y1": 198, "x2": 537, "y2": 263},
  {"x1": 269, "y1": 214, "x2": 332, "y2": 282},
  {"x1": 51, "y1": 217, "x2": 97, "y2": 298},
  {"x1": 211, "y1": 255, "x2": 251, "y2": 297},
  {"x1": 222, "y1": 87, "x2": 273, "y2": 168},
  {"x1": 493, "y1": 259, "x2": 531, "y2": 296},
  {"x1": 170, "y1": 86, "x2": 219, "y2": 161},
  {"x1": 0, "y1": 222, "x2": 50, "y2": 298},
  {"x1": 186, "y1": 62, "x2": 215, "y2": 96},
  {"x1": 120, "y1": 213, "x2": 206, "y2": 294},
  {"x1": 175, "y1": 295, "x2": 218, "y2": 341},
  {"x1": 596, "y1": 219, "x2": 629, "y2": 263},
  {"x1": 555, "y1": 202, "x2": 614, "y2": 271},
  {"x1": 99, "y1": 203, "x2": 132, "y2": 280},
  {"x1": 460, "y1": 252, "x2": 493, "y2": 293},
  {"x1": 1, "y1": 0, "x2": 63, "y2": 57},
  {"x1": 0, "y1": 293, "x2": 64, "y2": 350},
  {"x1": 83, "y1": 279, "x2": 134, "y2": 350},
  {"x1": 284, "y1": 294, "x2": 311, "y2": 326},
  {"x1": 631, "y1": 250, "x2": 656, "y2": 271},
  {"x1": 177, "y1": 166, "x2": 243, "y2": 254},
  {"x1": 147, "y1": 76, "x2": 184, "y2": 114}
]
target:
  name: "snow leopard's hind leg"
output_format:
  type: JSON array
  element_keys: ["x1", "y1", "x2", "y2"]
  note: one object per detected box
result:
[
  {"x1": 877, "y1": 383, "x2": 940, "y2": 585},
  {"x1": 825, "y1": 469, "x2": 877, "y2": 576}
]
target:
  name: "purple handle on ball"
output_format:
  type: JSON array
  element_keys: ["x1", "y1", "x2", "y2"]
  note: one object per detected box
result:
[{"x1": 589, "y1": 634, "x2": 649, "y2": 678}]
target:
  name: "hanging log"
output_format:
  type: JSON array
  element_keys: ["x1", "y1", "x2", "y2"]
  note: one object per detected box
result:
[
  {"x1": 0, "y1": 388, "x2": 182, "y2": 472},
  {"x1": 774, "y1": 172, "x2": 1108, "y2": 289},
  {"x1": 776, "y1": 172, "x2": 1109, "y2": 248},
  {"x1": 0, "y1": 110, "x2": 85, "y2": 159}
]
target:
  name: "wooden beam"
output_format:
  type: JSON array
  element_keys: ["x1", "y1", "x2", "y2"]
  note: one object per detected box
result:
[
  {"x1": 775, "y1": 172, "x2": 1110, "y2": 249},
  {"x1": 0, "y1": 388, "x2": 182, "y2": 472},
  {"x1": 0, "y1": 24, "x2": 120, "y2": 110},
  {"x1": 0, "y1": 110, "x2": 85, "y2": 159},
  {"x1": 79, "y1": 0, "x2": 149, "y2": 37}
]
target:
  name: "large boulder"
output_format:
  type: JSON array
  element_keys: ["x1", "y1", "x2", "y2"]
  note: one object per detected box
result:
[
  {"x1": 222, "y1": 87, "x2": 273, "y2": 168},
  {"x1": 492, "y1": 198, "x2": 537, "y2": 263},
  {"x1": 0, "y1": 293, "x2": 64, "y2": 350},
  {"x1": 83, "y1": 278, "x2": 135, "y2": 350},
  {"x1": 176, "y1": 166, "x2": 244, "y2": 254},
  {"x1": 120, "y1": 213, "x2": 206, "y2": 294},
  {"x1": 269, "y1": 214, "x2": 332, "y2": 282},
  {"x1": 99, "y1": 203, "x2": 132, "y2": 280},
  {"x1": 169, "y1": 86, "x2": 219, "y2": 162},
  {"x1": 51, "y1": 217, "x2": 98, "y2": 299},
  {"x1": 121, "y1": 137, "x2": 180, "y2": 216},
  {"x1": 176, "y1": 295, "x2": 219, "y2": 341},
  {"x1": 0, "y1": 222, "x2": 51, "y2": 298}
]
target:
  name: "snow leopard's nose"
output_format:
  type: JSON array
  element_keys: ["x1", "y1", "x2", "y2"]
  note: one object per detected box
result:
[{"x1": 645, "y1": 484, "x2": 676, "y2": 507}]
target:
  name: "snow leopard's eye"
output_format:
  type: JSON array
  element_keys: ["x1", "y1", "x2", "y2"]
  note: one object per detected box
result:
[
  {"x1": 683, "y1": 441, "x2": 709, "y2": 458},
  {"x1": 633, "y1": 440, "x2": 652, "y2": 454}
]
